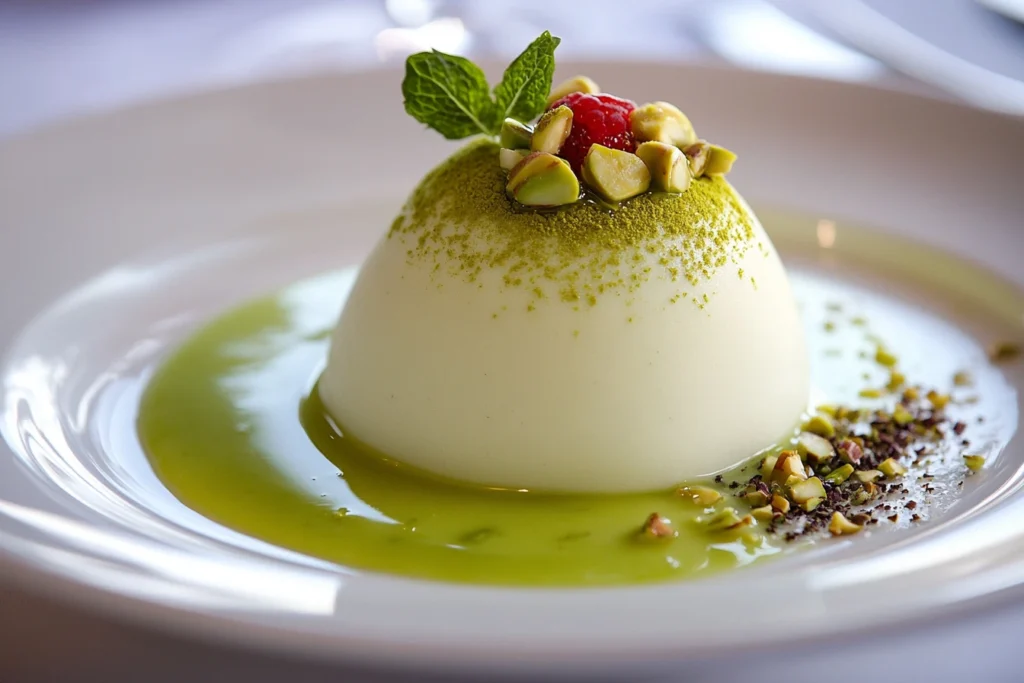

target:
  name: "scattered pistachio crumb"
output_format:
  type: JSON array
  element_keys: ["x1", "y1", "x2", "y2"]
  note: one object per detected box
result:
[
  {"x1": 859, "y1": 388, "x2": 883, "y2": 399},
  {"x1": 875, "y1": 347, "x2": 899, "y2": 368},
  {"x1": 953, "y1": 371, "x2": 974, "y2": 387},
  {"x1": 640, "y1": 513, "x2": 677, "y2": 539},
  {"x1": 964, "y1": 454, "x2": 986, "y2": 472},
  {"x1": 678, "y1": 485, "x2": 721, "y2": 506},
  {"x1": 802, "y1": 415, "x2": 836, "y2": 439},
  {"x1": 879, "y1": 458, "x2": 907, "y2": 478},
  {"x1": 828, "y1": 512, "x2": 863, "y2": 536}
]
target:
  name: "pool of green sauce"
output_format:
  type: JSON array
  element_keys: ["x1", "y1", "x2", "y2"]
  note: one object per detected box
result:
[{"x1": 138, "y1": 271, "x2": 781, "y2": 586}]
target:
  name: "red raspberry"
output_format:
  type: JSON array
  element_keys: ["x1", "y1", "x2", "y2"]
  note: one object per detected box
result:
[{"x1": 548, "y1": 92, "x2": 637, "y2": 176}]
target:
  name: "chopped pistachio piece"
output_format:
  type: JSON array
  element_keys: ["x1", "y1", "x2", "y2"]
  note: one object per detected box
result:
[
  {"x1": 640, "y1": 513, "x2": 677, "y2": 539},
  {"x1": 824, "y1": 463, "x2": 855, "y2": 485},
  {"x1": 859, "y1": 388, "x2": 884, "y2": 399},
  {"x1": 816, "y1": 404, "x2": 838, "y2": 417},
  {"x1": 751, "y1": 506, "x2": 776, "y2": 522},
  {"x1": 887, "y1": 371, "x2": 907, "y2": 391},
  {"x1": 582, "y1": 144, "x2": 651, "y2": 202},
  {"x1": 927, "y1": 390, "x2": 951, "y2": 410},
  {"x1": 499, "y1": 147, "x2": 529, "y2": 171},
  {"x1": 854, "y1": 469, "x2": 883, "y2": 483},
  {"x1": 531, "y1": 105, "x2": 573, "y2": 155},
  {"x1": 878, "y1": 457, "x2": 907, "y2": 478},
  {"x1": 789, "y1": 477, "x2": 827, "y2": 505},
  {"x1": 837, "y1": 439, "x2": 864, "y2": 465},
  {"x1": 506, "y1": 152, "x2": 580, "y2": 207},
  {"x1": 704, "y1": 144, "x2": 737, "y2": 176},
  {"x1": 499, "y1": 118, "x2": 533, "y2": 149},
  {"x1": 802, "y1": 415, "x2": 836, "y2": 439},
  {"x1": 875, "y1": 347, "x2": 899, "y2": 367},
  {"x1": 760, "y1": 455, "x2": 778, "y2": 481},
  {"x1": 903, "y1": 387, "x2": 921, "y2": 402},
  {"x1": 635, "y1": 141, "x2": 691, "y2": 193},
  {"x1": 964, "y1": 454, "x2": 986, "y2": 472},
  {"x1": 678, "y1": 485, "x2": 721, "y2": 506},
  {"x1": 683, "y1": 141, "x2": 711, "y2": 177},
  {"x1": 893, "y1": 405, "x2": 914, "y2": 426},
  {"x1": 796, "y1": 432, "x2": 836, "y2": 464},
  {"x1": 771, "y1": 494, "x2": 791, "y2": 514},
  {"x1": 547, "y1": 75, "x2": 600, "y2": 105},
  {"x1": 742, "y1": 489, "x2": 770, "y2": 507},
  {"x1": 802, "y1": 496, "x2": 824, "y2": 512},
  {"x1": 773, "y1": 450, "x2": 807, "y2": 483},
  {"x1": 828, "y1": 512, "x2": 863, "y2": 536},
  {"x1": 629, "y1": 101, "x2": 697, "y2": 147},
  {"x1": 704, "y1": 508, "x2": 754, "y2": 533},
  {"x1": 953, "y1": 371, "x2": 974, "y2": 387}
]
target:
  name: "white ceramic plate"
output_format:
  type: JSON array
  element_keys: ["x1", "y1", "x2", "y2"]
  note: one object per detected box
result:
[{"x1": 1, "y1": 64, "x2": 1023, "y2": 683}]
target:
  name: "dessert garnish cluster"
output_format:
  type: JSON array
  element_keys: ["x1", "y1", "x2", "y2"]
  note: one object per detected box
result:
[
  {"x1": 402, "y1": 32, "x2": 736, "y2": 210},
  {"x1": 640, "y1": 335, "x2": 1009, "y2": 545}
]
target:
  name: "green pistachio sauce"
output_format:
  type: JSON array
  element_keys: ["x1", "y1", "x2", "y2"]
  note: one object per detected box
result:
[{"x1": 138, "y1": 272, "x2": 782, "y2": 586}]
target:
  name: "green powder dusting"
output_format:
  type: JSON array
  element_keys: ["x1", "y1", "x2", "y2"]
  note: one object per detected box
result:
[{"x1": 390, "y1": 138, "x2": 756, "y2": 308}]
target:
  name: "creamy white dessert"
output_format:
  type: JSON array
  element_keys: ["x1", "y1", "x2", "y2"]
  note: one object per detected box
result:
[{"x1": 320, "y1": 140, "x2": 809, "y2": 493}]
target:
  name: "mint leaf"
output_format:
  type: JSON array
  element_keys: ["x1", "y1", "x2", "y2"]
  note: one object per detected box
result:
[
  {"x1": 402, "y1": 50, "x2": 496, "y2": 140},
  {"x1": 493, "y1": 31, "x2": 561, "y2": 125}
]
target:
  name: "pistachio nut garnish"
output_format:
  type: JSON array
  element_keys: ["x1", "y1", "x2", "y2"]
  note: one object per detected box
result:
[
  {"x1": 678, "y1": 485, "x2": 722, "y2": 506},
  {"x1": 506, "y1": 152, "x2": 580, "y2": 207},
  {"x1": 854, "y1": 469, "x2": 883, "y2": 483},
  {"x1": 893, "y1": 405, "x2": 914, "y2": 426},
  {"x1": 953, "y1": 371, "x2": 974, "y2": 387},
  {"x1": 704, "y1": 508, "x2": 754, "y2": 533},
  {"x1": 704, "y1": 144, "x2": 737, "y2": 176},
  {"x1": 547, "y1": 75, "x2": 599, "y2": 105},
  {"x1": 635, "y1": 141, "x2": 691, "y2": 193},
  {"x1": 741, "y1": 488, "x2": 770, "y2": 507},
  {"x1": 531, "y1": 105, "x2": 574, "y2": 155},
  {"x1": 802, "y1": 415, "x2": 836, "y2": 439},
  {"x1": 751, "y1": 506, "x2": 776, "y2": 522},
  {"x1": 771, "y1": 494, "x2": 791, "y2": 514},
  {"x1": 581, "y1": 144, "x2": 651, "y2": 202},
  {"x1": 878, "y1": 457, "x2": 907, "y2": 478},
  {"x1": 760, "y1": 455, "x2": 778, "y2": 481},
  {"x1": 499, "y1": 118, "x2": 534, "y2": 149},
  {"x1": 875, "y1": 346, "x2": 899, "y2": 368},
  {"x1": 796, "y1": 432, "x2": 835, "y2": 465},
  {"x1": 639, "y1": 512, "x2": 677, "y2": 539},
  {"x1": 630, "y1": 101, "x2": 697, "y2": 148},
  {"x1": 788, "y1": 477, "x2": 826, "y2": 505},
  {"x1": 802, "y1": 497, "x2": 824, "y2": 512},
  {"x1": 964, "y1": 454, "x2": 986, "y2": 472},
  {"x1": 683, "y1": 141, "x2": 711, "y2": 177},
  {"x1": 837, "y1": 438, "x2": 863, "y2": 465},
  {"x1": 772, "y1": 450, "x2": 807, "y2": 483},
  {"x1": 499, "y1": 147, "x2": 529, "y2": 171},
  {"x1": 927, "y1": 390, "x2": 951, "y2": 410},
  {"x1": 824, "y1": 463, "x2": 855, "y2": 485},
  {"x1": 828, "y1": 512, "x2": 863, "y2": 537}
]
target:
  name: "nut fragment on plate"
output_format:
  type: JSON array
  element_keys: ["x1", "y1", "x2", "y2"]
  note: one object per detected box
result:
[{"x1": 639, "y1": 513, "x2": 677, "y2": 539}]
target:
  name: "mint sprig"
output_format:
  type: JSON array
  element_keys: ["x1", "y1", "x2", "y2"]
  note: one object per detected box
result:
[
  {"x1": 402, "y1": 31, "x2": 561, "y2": 140},
  {"x1": 492, "y1": 31, "x2": 561, "y2": 126}
]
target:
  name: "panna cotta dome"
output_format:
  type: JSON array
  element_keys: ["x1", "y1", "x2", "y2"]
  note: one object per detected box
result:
[{"x1": 320, "y1": 140, "x2": 809, "y2": 493}]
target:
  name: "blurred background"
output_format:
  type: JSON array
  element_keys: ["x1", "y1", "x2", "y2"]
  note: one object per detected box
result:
[{"x1": 1, "y1": 0, "x2": 1023, "y2": 137}]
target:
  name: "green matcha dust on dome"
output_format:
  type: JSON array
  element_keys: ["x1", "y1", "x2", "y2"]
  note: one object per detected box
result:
[{"x1": 390, "y1": 139, "x2": 757, "y2": 307}]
